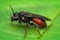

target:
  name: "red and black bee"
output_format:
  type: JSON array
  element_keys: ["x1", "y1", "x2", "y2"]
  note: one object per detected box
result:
[{"x1": 10, "y1": 5, "x2": 51, "y2": 39}]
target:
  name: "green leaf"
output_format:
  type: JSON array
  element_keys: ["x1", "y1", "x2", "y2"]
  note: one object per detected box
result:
[{"x1": 0, "y1": 0, "x2": 60, "y2": 40}]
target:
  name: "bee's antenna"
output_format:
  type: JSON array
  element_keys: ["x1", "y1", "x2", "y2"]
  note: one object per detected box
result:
[{"x1": 9, "y1": 4, "x2": 14, "y2": 14}]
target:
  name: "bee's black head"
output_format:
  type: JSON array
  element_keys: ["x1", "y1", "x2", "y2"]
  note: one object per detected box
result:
[
  {"x1": 11, "y1": 13, "x2": 19, "y2": 21},
  {"x1": 9, "y1": 5, "x2": 19, "y2": 21}
]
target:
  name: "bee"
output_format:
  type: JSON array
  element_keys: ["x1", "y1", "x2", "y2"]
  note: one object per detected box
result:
[{"x1": 10, "y1": 5, "x2": 51, "y2": 40}]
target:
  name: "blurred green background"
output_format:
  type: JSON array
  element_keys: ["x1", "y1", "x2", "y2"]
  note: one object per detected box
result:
[{"x1": 0, "y1": 0, "x2": 60, "y2": 40}]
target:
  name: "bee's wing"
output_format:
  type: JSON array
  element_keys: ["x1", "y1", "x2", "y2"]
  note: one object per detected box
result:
[
  {"x1": 38, "y1": 15, "x2": 51, "y2": 21},
  {"x1": 32, "y1": 14, "x2": 51, "y2": 21},
  {"x1": 24, "y1": 13, "x2": 51, "y2": 21},
  {"x1": 20, "y1": 11, "x2": 51, "y2": 21}
]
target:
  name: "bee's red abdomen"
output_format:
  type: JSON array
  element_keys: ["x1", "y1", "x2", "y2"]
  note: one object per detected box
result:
[{"x1": 32, "y1": 18, "x2": 46, "y2": 27}]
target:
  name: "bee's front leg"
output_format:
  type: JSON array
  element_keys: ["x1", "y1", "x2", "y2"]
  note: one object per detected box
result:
[
  {"x1": 18, "y1": 17, "x2": 22, "y2": 23},
  {"x1": 23, "y1": 23, "x2": 28, "y2": 40}
]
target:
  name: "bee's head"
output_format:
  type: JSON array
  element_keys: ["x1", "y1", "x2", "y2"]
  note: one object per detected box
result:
[
  {"x1": 11, "y1": 13, "x2": 19, "y2": 21},
  {"x1": 10, "y1": 5, "x2": 19, "y2": 21}
]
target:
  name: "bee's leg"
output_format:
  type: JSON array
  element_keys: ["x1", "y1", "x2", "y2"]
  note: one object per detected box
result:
[
  {"x1": 18, "y1": 17, "x2": 22, "y2": 23},
  {"x1": 28, "y1": 22, "x2": 41, "y2": 36},
  {"x1": 18, "y1": 20, "x2": 21, "y2": 23},
  {"x1": 23, "y1": 23, "x2": 28, "y2": 40},
  {"x1": 28, "y1": 22, "x2": 36, "y2": 27},
  {"x1": 36, "y1": 26, "x2": 42, "y2": 36}
]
